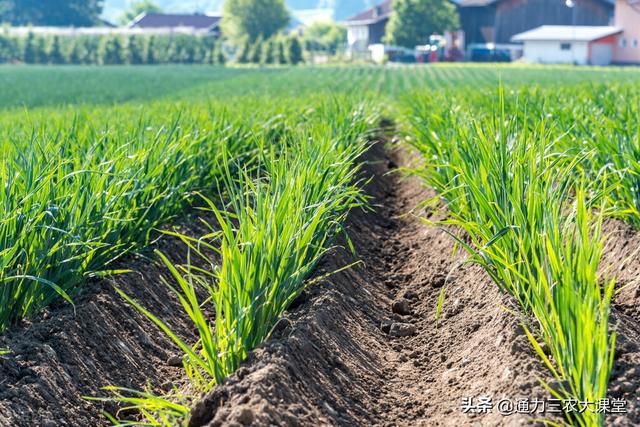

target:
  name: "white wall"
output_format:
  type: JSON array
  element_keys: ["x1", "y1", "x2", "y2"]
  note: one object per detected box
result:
[
  {"x1": 347, "y1": 25, "x2": 369, "y2": 47},
  {"x1": 522, "y1": 40, "x2": 589, "y2": 65}
]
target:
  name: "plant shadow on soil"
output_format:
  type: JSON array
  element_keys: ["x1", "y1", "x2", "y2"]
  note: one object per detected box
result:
[{"x1": 0, "y1": 136, "x2": 639, "y2": 427}]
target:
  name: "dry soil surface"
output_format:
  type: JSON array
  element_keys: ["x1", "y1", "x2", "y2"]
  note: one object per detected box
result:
[{"x1": 1, "y1": 143, "x2": 639, "y2": 427}]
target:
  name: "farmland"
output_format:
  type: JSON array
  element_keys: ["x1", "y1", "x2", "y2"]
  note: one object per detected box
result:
[{"x1": 0, "y1": 64, "x2": 640, "y2": 427}]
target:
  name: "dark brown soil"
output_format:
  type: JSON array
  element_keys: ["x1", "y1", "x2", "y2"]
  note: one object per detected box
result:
[
  {"x1": 1, "y1": 142, "x2": 639, "y2": 427},
  {"x1": 188, "y1": 144, "x2": 554, "y2": 427},
  {"x1": 0, "y1": 216, "x2": 217, "y2": 426},
  {"x1": 600, "y1": 221, "x2": 640, "y2": 426}
]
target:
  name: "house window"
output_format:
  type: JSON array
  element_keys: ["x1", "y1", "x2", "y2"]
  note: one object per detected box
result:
[
  {"x1": 560, "y1": 43, "x2": 571, "y2": 50},
  {"x1": 620, "y1": 37, "x2": 627, "y2": 48}
]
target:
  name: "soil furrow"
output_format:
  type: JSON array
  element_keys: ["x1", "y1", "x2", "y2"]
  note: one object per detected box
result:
[
  {"x1": 0, "y1": 216, "x2": 217, "y2": 426},
  {"x1": 189, "y1": 143, "x2": 551, "y2": 427},
  {"x1": 3, "y1": 141, "x2": 637, "y2": 426}
]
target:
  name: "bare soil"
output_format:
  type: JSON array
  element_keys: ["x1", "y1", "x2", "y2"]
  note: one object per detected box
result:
[
  {"x1": 188, "y1": 143, "x2": 554, "y2": 427},
  {"x1": 0, "y1": 142, "x2": 639, "y2": 427},
  {"x1": 0, "y1": 216, "x2": 216, "y2": 426}
]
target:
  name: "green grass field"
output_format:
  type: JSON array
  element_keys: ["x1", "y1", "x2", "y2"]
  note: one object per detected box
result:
[{"x1": 2, "y1": 63, "x2": 640, "y2": 426}]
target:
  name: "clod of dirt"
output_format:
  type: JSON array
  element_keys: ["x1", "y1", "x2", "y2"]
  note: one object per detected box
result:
[
  {"x1": 235, "y1": 407, "x2": 254, "y2": 425},
  {"x1": 167, "y1": 355, "x2": 183, "y2": 367},
  {"x1": 287, "y1": 291, "x2": 309, "y2": 311},
  {"x1": 402, "y1": 290, "x2": 419, "y2": 300},
  {"x1": 271, "y1": 317, "x2": 293, "y2": 338},
  {"x1": 431, "y1": 274, "x2": 447, "y2": 288},
  {"x1": 380, "y1": 320, "x2": 393, "y2": 334},
  {"x1": 391, "y1": 298, "x2": 412, "y2": 316},
  {"x1": 389, "y1": 322, "x2": 416, "y2": 337}
]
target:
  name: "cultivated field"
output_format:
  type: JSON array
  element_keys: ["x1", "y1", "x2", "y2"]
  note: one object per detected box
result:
[{"x1": 0, "y1": 64, "x2": 639, "y2": 427}]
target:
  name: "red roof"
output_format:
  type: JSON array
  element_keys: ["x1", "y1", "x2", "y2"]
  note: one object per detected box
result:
[
  {"x1": 131, "y1": 13, "x2": 221, "y2": 30},
  {"x1": 346, "y1": 1, "x2": 392, "y2": 24}
]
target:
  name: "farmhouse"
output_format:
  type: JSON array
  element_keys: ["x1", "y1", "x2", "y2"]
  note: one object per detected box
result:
[
  {"x1": 346, "y1": 0, "x2": 614, "y2": 54},
  {"x1": 345, "y1": 0, "x2": 392, "y2": 52},
  {"x1": 458, "y1": 0, "x2": 614, "y2": 45},
  {"x1": 511, "y1": 25, "x2": 622, "y2": 65},
  {"x1": 614, "y1": 0, "x2": 640, "y2": 64},
  {"x1": 129, "y1": 13, "x2": 222, "y2": 36}
]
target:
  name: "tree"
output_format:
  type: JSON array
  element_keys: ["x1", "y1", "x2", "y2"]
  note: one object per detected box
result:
[
  {"x1": 49, "y1": 36, "x2": 66, "y2": 64},
  {"x1": 235, "y1": 37, "x2": 250, "y2": 63},
  {"x1": 0, "y1": 0, "x2": 104, "y2": 26},
  {"x1": 222, "y1": 0, "x2": 289, "y2": 43},
  {"x1": 119, "y1": 0, "x2": 162, "y2": 26},
  {"x1": 303, "y1": 22, "x2": 346, "y2": 54},
  {"x1": 70, "y1": 37, "x2": 89, "y2": 64},
  {"x1": 385, "y1": 0, "x2": 459, "y2": 48},
  {"x1": 128, "y1": 36, "x2": 148, "y2": 64},
  {"x1": 0, "y1": 34, "x2": 18, "y2": 63},
  {"x1": 215, "y1": 43, "x2": 226, "y2": 65},
  {"x1": 146, "y1": 36, "x2": 158, "y2": 64},
  {"x1": 276, "y1": 38, "x2": 286, "y2": 64},
  {"x1": 23, "y1": 31, "x2": 36, "y2": 63},
  {"x1": 260, "y1": 38, "x2": 274, "y2": 65},
  {"x1": 286, "y1": 36, "x2": 303, "y2": 65},
  {"x1": 99, "y1": 36, "x2": 128, "y2": 65},
  {"x1": 249, "y1": 36, "x2": 262, "y2": 63}
]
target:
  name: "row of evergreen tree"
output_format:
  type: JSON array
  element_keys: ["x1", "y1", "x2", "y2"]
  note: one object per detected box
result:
[
  {"x1": 0, "y1": 32, "x2": 305, "y2": 65},
  {"x1": 236, "y1": 36, "x2": 303, "y2": 65}
]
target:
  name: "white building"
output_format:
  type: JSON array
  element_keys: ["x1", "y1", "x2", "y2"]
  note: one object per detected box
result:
[{"x1": 511, "y1": 25, "x2": 622, "y2": 66}]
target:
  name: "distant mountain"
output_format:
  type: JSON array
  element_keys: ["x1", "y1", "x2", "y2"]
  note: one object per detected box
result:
[{"x1": 101, "y1": 0, "x2": 375, "y2": 24}]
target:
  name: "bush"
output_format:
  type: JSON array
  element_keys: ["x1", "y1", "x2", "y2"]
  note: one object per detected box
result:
[
  {"x1": 217, "y1": 44, "x2": 226, "y2": 65},
  {"x1": 2, "y1": 33, "x2": 226, "y2": 66},
  {"x1": 49, "y1": 36, "x2": 66, "y2": 64},
  {"x1": 99, "y1": 36, "x2": 128, "y2": 65},
  {"x1": 260, "y1": 39, "x2": 274, "y2": 65},
  {"x1": 276, "y1": 39, "x2": 286, "y2": 64},
  {"x1": 236, "y1": 37, "x2": 250, "y2": 63},
  {"x1": 249, "y1": 37, "x2": 262, "y2": 64},
  {"x1": 128, "y1": 36, "x2": 148, "y2": 65},
  {"x1": 286, "y1": 36, "x2": 303, "y2": 65}
]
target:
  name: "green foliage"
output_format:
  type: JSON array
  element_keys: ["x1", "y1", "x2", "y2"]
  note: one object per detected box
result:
[
  {"x1": 22, "y1": 31, "x2": 36, "y2": 63},
  {"x1": 99, "y1": 36, "x2": 128, "y2": 65},
  {"x1": 409, "y1": 87, "x2": 617, "y2": 426},
  {"x1": 222, "y1": 0, "x2": 289, "y2": 43},
  {"x1": 235, "y1": 37, "x2": 250, "y2": 63},
  {"x1": 385, "y1": 0, "x2": 459, "y2": 47},
  {"x1": 286, "y1": 35, "x2": 303, "y2": 65},
  {"x1": 303, "y1": 21, "x2": 346, "y2": 54},
  {"x1": 49, "y1": 36, "x2": 66, "y2": 64},
  {"x1": 128, "y1": 35, "x2": 148, "y2": 64},
  {"x1": 0, "y1": 0, "x2": 104, "y2": 26},
  {"x1": 276, "y1": 38, "x2": 286, "y2": 64},
  {"x1": 249, "y1": 36, "x2": 262, "y2": 63},
  {"x1": 98, "y1": 99, "x2": 373, "y2": 424},
  {"x1": 260, "y1": 38, "x2": 274, "y2": 65},
  {"x1": 70, "y1": 37, "x2": 90, "y2": 64},
  {"x1": 119, "y1": 0, "x2": 162, "y2": 25},
  {"x1": 1, "y1": 33, "x2": 227, "y2": 66},
  {"x1": 215, "y1": 43, "x2": 226, "y2": 65},
  {"x1": 0, "y1": 33, "x2": 19, "y2": 63}
]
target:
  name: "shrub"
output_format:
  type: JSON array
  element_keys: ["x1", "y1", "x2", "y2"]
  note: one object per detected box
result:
[{"x1": 286, "y1": 36, "x2": 303, "y2": 65}]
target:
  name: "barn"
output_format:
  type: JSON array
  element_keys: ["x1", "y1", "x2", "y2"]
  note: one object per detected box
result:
[
  {"x1": 511, "y1": 25, "x2": 622, "y2": 65},
  {"x1": 457, "y1": 0, "x2": 614, "y2": 45}
]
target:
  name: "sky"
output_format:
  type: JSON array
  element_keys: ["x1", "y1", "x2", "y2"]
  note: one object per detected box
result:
[{"x1": 101, "y1": 0, "x2": 375, "y2": 23}]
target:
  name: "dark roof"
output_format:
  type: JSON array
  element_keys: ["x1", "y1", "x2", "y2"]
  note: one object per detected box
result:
[
  {"x1": 346, "y1": 0, "x2": 392, "y2": 24},
  {"x1": 131, "y1": 13, "x2": 221, "y2": 29},
  {"x1": 455, "y1": 0, "x2": 613, "y2": 6},
  {"x1": 455, "y1": 0, "x2": 497, "y2": 6}
]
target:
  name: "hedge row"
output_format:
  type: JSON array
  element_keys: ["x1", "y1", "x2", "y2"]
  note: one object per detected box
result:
[{"x1": 0, "y1": 33, "x2": 308, "y2": 65}]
